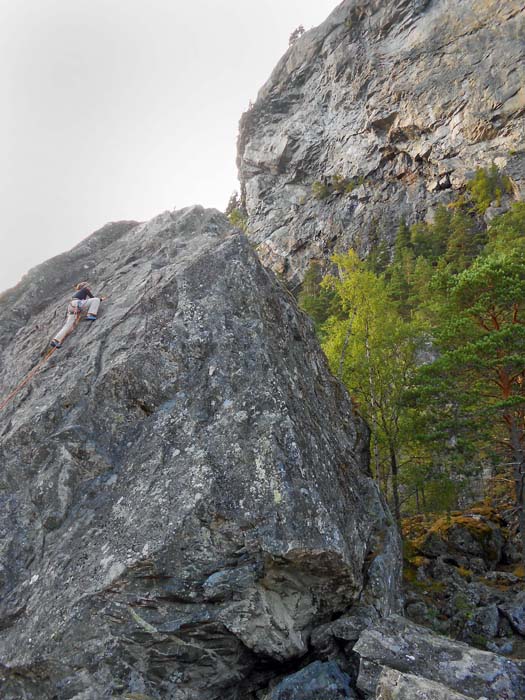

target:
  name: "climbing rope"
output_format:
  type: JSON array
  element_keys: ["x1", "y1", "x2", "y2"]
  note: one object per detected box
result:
[
  {"x1": 0, "y1": 347, "x2": 57, "y2": 412},
  {"x1": 0, "y1": 315, "x2": 81, "y2": 412}
]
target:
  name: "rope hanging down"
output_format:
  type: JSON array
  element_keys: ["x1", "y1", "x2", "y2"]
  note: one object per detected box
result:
[
  {"x1": 0, "y1": 315, "x2": 81, "y2": 412},
  {"x1": 0, "y1": 347, "x2": 57, "y2": 411}
]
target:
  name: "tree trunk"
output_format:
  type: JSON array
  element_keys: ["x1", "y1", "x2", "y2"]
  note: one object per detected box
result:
[
  {"x1": 364, "y1": 330, "x2": 381, "y2": 483},
  {"x1": 390, "y1": 445, "x2": 401, "y2": 527},
  {"x1": 509, "y1": 414, "x2": 525, "y2": 566},
  {"x1": 337, "y1": 318, "x2": 353, "y2": 382},
  {"x1": 381, "y1": 467, "x2": 390, "y2": 502}
]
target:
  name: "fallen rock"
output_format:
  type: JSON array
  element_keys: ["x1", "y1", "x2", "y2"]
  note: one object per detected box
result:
[
  {"x1": 500, "y1": 592, "x2": 525, "y2": 636},
  {"x1": 376, "y1": 668, "x2": 472, "y2": 700},
  {"x1": 311, "y1": 604, "x2": 380, "y2": 652},
  {"x1": 402, "y1": 508, "x2": 525, "y2": 651},
  {"x1": 354, "y1": 614, "x2": 525, "y2": 699},
  {"x1": 267, "y1": 661, "x2": 356, "y2": 700},
  {"x1": 417, "y1": 515, "x2": 504, "y2": 567}
]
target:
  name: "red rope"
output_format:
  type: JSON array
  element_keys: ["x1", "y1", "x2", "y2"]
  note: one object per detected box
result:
[
  {"x1": 0, "y1": 348, "x2": 57, "y2": 411},
  {"x1": 0, "y1": 314, "x2": 82, "y2": 412}
]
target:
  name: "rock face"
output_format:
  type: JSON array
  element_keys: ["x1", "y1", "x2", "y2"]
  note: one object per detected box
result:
[
  {"x1": 237, "y1": 0, "x2": 525, "y2": 283},
  {"x1": 0, "y1": 207, "x2": 401, "y2": 699}
]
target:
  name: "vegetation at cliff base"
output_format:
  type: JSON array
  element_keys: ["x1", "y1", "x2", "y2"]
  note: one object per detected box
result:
[{"x1": 299, "y1": 167, "x2": 525, "y2": 559}]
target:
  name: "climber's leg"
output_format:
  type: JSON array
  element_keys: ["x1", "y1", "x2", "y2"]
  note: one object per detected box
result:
[
  {"x1": 84, "y1": 297, "x2": 101, "y2": 320},
  {"x1": 53, "y1": 313, "x2": 78, "y2": 344}
]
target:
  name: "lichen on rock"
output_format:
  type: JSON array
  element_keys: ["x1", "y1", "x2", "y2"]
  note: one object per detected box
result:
[{"x1": 0, "y1": 207, "x2": 401, "y2": 699}]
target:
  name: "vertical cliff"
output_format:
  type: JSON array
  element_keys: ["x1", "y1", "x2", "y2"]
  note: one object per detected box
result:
[{"x1": 238, "y1": 0, "x2": 525, "y2": 283}]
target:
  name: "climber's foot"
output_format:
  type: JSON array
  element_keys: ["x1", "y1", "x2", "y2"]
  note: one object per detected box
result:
[{"x1": 50, "y1": 340, "x2": 62, "y2": 348}]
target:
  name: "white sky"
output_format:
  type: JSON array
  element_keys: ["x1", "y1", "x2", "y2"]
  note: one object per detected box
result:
[{"x1": 0, "y1": 0, "x2": 340, "y2": 292}]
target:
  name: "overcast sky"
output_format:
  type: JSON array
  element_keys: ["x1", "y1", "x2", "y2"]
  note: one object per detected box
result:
[{"x1": 0, "y1": 0, "x2": 340, "y2": 292}]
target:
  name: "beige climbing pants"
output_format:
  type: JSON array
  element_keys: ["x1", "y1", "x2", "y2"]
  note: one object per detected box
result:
[{"x1": 53, "y1": 297, "x2": 101, "y2": 343}]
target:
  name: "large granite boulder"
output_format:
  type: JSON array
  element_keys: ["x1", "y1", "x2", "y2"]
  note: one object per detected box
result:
[
  {"x1": 0, "y1": 207, "x2": 401, "y2": 699},
  {"x1": 237, "y1": 0, "x2": 525, "y2": 283},
  {"x1": 354, "y1": 615, "x2": 525, "y2": 699}
]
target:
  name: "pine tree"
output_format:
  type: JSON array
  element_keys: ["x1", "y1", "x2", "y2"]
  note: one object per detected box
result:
[
  {"x1": 408, "y1": 256, "x2": 434, "y2": 312},
  {"x1": 415, "y1": 252, "x2": 525, "y2": 562},
  {"x1": 486, "y1": 202, "x2": 525, "y2": 254},
  {"x1": 388, "y1": 247, "x2": 415, "y2": 311},
  {"x1": 387, "y1": 219, "x2": 415, "y2": 311},
  {"x1": 444, "y1": 209, "x2": 485, "y2": 272},
  {"x1": 396, "y1": 217, "x2": 411, "y2": 251},
  {"x1": 298, "y1": 261, "x2": 338, "y2": 335},
  {"x1": 411, "y1": 206, "x2": 452, "y2": 263}
]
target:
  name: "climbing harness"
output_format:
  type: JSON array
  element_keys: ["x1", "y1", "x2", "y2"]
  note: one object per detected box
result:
[
  {"x1": 68, "y1": 299, "x2": 84, "y2": 314},
  {"x1": 0, "y1": 315, "x2": 81, "y2": 412}
]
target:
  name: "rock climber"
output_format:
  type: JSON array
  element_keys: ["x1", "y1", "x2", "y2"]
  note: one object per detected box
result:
[{"x1": 50, "y1": 282, "x2": 106, "y2": 348}]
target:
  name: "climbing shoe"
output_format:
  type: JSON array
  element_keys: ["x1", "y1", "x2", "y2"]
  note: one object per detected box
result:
[
  {"x1": 50, "y1": 340, "x2": 62, "y2": 348},
  {"x1": 86, "y1": 314, "x2": 97, "y2": 321}
]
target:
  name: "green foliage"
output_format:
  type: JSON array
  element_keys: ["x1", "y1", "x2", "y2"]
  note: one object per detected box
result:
[
  {"x1": 486, "y1": 202, "x2": 525, "y2": 254},
  {"x1": 320, "y1": 250, "x2": 428, "y2": 522},
  {"x1": 444, "y1": 208, "x2": 486, "y2": 273},
  {"x1": 396, "y1": 218, "x2": 411, "y2": 250},
  {"x1": 298, "y1": 261, "x2": 338, "y2": 335},
  {"x1": 413, "y1": 251, "x2": 525, "y2": 558},
  {"x1": 225, "y1": 191, "x2": 241, "y2": 216},
  {"x1": 300, "y1": 165, "x2": 524, "y2": 536},
  {"x1": 466, "y1": 163, "x2": 513, "y2": 214},
  {"x1": 312, "y1": 174, "x2": 367, "y2": 200},
  {"x1": 410, "y1": 206, "x2": 451, "y2": 263},
  {"x1": 345, "y1": 175, "x2": 366, "y2": 192},
  {"x1": 332, "y1": 173, "x2": 349, "y2": 193},
  {"x1": 311, "y1": 181, "x2": 330, "y2": 200},
  {"x1": 228, "y1": 208, "x2": 248, "y2": 231},
  {"x1": 226, "y1": 191, "x2": 248, "y2": 231},
  {"x1": 366, "y1": 239, "x2": 390, "y2": 275}
]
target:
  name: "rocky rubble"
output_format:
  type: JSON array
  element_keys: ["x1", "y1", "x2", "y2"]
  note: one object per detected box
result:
[
  {"x1": 403, "y1": 507, "x2": 525, "y2": 657},
  {"x1": 0, "y1": 207, "x2": 401, "y2": 699},
  {"x1": 237, "y1": 0, "x2": 525, "y2": 284},
  {"x1": 354, "y1": 615, "x2": 525, "y2": 699}
]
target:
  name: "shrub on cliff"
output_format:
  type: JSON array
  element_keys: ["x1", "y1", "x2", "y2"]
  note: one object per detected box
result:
[{"x1": 467, "y1": 163, "x2": 513, "y2": 214}]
